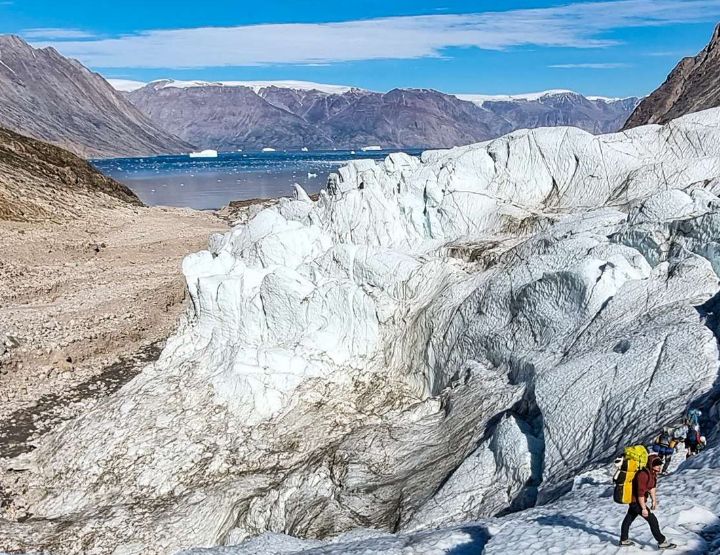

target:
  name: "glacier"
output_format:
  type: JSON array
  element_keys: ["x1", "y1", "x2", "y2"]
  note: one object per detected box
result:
[
  {"x1": 182, "y1": 443, "x2": 720, "y2": 554},
  {"x1": 2, "y1": 109, "x2": 720, "y2": 554}
]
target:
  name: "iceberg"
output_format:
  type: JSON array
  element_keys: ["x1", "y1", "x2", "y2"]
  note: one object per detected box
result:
[
  {"x1": 3, "y1": 109, "x2": 720, "y2": 554},
  {"x1": 189, "y1": 149, "x2": 218, "y2": 158},
  {"x1": 261, "y1": 147, "x2": 277, "y2": 152},
  {"x1": 360, "y1": 145, "x2": 382, "y2": 151}
]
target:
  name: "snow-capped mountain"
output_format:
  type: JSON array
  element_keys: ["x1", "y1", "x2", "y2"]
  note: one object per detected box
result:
[
  {"x1": 2, "y1": 107, "x2": 719, "y2": 554},
  {"x1": 112, "y1": 79, "x2": 356, "y2": 95},
  {"x1": 120, "y1": 79, "x2": 640, "y2": 150},
  {"x1": 0, "y1": 36, "x2": 192, "y2": 158}
]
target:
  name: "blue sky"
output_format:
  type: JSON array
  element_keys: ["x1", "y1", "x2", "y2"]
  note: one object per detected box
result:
[{"x1": 0, "y1": 0, "x2": 719, "y2": 96}]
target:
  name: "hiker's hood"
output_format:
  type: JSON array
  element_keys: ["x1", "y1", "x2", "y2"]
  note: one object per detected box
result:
[{"x1": 647, "y1": 454, "x2": 661, "y2": 469}]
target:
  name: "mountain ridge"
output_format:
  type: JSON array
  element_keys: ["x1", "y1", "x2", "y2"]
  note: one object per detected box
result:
[
  {"x1": 109, "y1": 78, "x2": 635, "y2": 103},
  {"x1": 124, "y1": 79, "x2": 640, "y2": 150},
  {"x1": 623, "y1": 24, "x2": 720, "y2": 129},
  {"x1": 0, "y1": 35, "x2": 192, "y2": 158}
]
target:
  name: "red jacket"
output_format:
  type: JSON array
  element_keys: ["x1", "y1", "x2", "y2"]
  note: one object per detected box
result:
[{"x1": 632, "y1": 455, "x2": 659, "y2": 504}]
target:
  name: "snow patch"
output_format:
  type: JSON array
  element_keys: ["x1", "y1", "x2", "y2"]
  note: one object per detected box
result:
[
  {"x1": 455, "y1": 89, "x2": 576, "y2": 105},
  {"x1": 456, "y1": 89, "x2": 637, "y2": 106},
  {"x1": 106, "y1": 78, "x2": 147, "y2": 92},
  {"x1": 145, "y1": 79, "x2": 356, "y2": 95}
]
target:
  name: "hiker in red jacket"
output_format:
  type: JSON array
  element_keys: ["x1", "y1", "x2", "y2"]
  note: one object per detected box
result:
[{"x1": 619, "y1": 455, "x2": 676, "y2": 549}]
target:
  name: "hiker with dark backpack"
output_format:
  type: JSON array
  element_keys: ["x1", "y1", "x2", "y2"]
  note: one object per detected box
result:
[
  {"x1": 651, "y1": 429, "x2": 677, "y2": 475},
  {"x1": 616, "y1": 451, "x2": 676, "y2": 549},
  {"x1": 685, "y1": 426, "x2": 701, "y2": 458},
  {"x1": 651, "y1": 425, "x2": 686, "y2": 474},
  {"x1": 684, "y1": 409, "x2": 702, "y2": 459}
]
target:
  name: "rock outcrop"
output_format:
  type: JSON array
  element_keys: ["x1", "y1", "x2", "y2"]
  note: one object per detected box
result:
[
  {"x1": 624, "y1": 24, "x2": 720, "y2": 129},
  {"x1": 0, "y1": 125, "x2": 142, "y2": 221},
  {"x1": 125, "y1": 80, "x2": 639, "y2": 150},
  {"x1": 0, "y1": 35, "x2": 192, "y2": 158},
  {"x1": 2, "y1": 110, "x2": 720, "y2": 554}
]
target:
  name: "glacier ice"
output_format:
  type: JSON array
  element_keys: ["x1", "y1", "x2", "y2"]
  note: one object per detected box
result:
[
  {"x1": 182, "y1": 443, "x2": 720, "y2": 554},
  {"x1": 3, "y1": 110, "x2": 720, "y2": 554}
]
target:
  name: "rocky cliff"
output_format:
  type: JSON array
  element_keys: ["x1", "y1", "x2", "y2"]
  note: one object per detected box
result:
[
  {"x1": 624, "y1": 24, "x2": 720, "y2": 129},
  {"x1": 0, "y1": 35, "x2": 192, "y2": 158}
]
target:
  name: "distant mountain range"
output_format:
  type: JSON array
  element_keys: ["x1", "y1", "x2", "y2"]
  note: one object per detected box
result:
[
  {"x1": 0, "y1": 35, "x2": 191, "y2": 158},
  {"x1": 120, "y1": 79, "x2": 640, "y2": 151},
  {"x1": 0, "y1": 33, "x2": 641, "y2": 158},
  {"x1": 624, "y1": 24, "x2": 720, "y2": 129}
]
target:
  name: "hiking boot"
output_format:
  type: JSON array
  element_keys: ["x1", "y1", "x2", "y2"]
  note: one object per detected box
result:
[
  {"x1": 619, "y1": 540, "x2": 635, "y2": 547},
  {"x1": 658, "y1": 541, "x2": 677, "y2": 549}
]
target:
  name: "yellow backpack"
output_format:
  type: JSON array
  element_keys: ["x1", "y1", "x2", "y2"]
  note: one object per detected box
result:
[{"x1": 613, "y1": 445, "x2": 648, "y2": 504}]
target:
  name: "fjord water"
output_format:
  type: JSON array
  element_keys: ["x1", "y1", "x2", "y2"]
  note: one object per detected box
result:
[{"x1": 93, "y1": 149, "x2": 422, "y2": 210}]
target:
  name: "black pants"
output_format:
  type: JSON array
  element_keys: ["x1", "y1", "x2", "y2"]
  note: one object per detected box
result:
[
  {"x1": 661, "y1": 455, "x2": 672, "y2": 473},
  {"x1": 620, "y1": 503, "x2": 666, "y2": 543}
]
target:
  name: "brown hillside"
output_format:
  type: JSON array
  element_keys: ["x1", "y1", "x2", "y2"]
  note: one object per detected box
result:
[{"x1": 0, "y1": 126, "x2": 142, "y2": 221}]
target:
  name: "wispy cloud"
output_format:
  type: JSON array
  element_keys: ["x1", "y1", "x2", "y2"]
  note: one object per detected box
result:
[
  {"x1": 26, "y1": 0, "x2": 720, "y2": 69},
  {"x1": 645, "y1": 50, "x2": 694, "y2": 57},
  {"x1": 549, "y1": 63, "x2": 632, "y2": 69},
  {"x1": 23, "y1": 28, "x2": 96, "y2": 39}
]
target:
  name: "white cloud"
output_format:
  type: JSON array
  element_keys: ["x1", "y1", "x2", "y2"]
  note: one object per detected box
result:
[
  {"x1": 645, "y1": 50, "x2": 694, "y2": 57},
  {"x1": 26, "y1": 0, "x2": 720, "y2": 69},
  {"x1": 22, "y1": 28, "x2": 96, "y2": 39},
  {"x1": 549, "y1": 63, "x2": 631, "y2": 68}
]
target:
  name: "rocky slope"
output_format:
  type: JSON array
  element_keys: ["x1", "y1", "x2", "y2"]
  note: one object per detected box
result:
[
  {"x1": 126, "y1": 83, "x2": 331, "y2": 151},
  {"x1": 624, "y1": 24, "x2": 720, "y2": 129},
  {"x1": 0, "y1": 35, "x2": 192, "y2": 158},
  {"x1": 1, "y1": 109, "x2": 719, "y2": 554},
  {"x1": 0, "y1": 124, "x2": 141, "y2": 221},
  {"x1": 125, "y1": 80, "x2": 639, "y2": 150}
]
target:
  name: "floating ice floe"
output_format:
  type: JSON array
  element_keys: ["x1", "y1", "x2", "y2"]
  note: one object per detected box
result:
[{"x1": 189, "y1": 149, "x2": 218, "y2": 158}]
